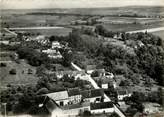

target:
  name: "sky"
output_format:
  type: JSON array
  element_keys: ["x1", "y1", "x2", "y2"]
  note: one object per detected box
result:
[{"x1": 1, "y1": 0, "x2": 164, "y2": 9}]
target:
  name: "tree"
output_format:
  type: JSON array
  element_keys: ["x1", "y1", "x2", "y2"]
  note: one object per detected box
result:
[
  {"x1": 91, "y1": 70, "x2": 99, "y2": 77},
  {"x1": 82, "y1": 110, "x2": 92, "y2": 116},
  {"x1": 36, "y1": 65, "x2": 46, "y2": 77},
  {"x1": 62, "y1": 50, "x2": 73, "y2": 67},
  {"x1": 9, "y1": 69, "x2": 16, "y2": 74},
  {"x1": 36, "y1": 88, "x2": 49, "y2": 95},
  {"x1": 119, "y1": 80, "x2": 130, "y2": 86},
  {"x1": 109, "y1": 112, "x2": 119, "y2": 117},
  {"x1": 154, "y1": 64, "x2": 164, "y2": 86},
  {"x1": 0, "y1": 63, "x2": 7, "y2": 67}
]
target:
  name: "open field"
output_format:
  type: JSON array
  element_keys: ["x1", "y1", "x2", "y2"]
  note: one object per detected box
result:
[
  {"x1": 103, "y1": 21, "x2": 164, "y2": 32},
  {"x1": 11, "y1": 27, "x2": 72, "y2": 36},
  {"x1": 98, "y1": 17, "x2": 164, "y2": 24},
  {"x1": 1, "y1": 14, "x2": 78, "y2": 28},
  {"x1": 0, "y1": 59, "x2": 38, "y2": 90},
  {"x1": 152, "y1": 30, "x2": 164, "y2": 40},
  {"x1": 1, "y1": 6, "x2": 164, "y2": 35},
  {"x1": 2, "y1": 6, "x2": 164, "y2": 16}
]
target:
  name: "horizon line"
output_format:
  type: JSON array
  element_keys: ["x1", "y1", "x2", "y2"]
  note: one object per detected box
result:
[{"x1": 1, "y1": 5, "x2": 164, "y2": 10}]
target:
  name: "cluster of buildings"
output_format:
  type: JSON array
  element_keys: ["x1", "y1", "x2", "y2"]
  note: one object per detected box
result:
[
  {"x1": 45, "y1": 88, "x2": 115, "y2": 115},
  {"x1": 42, "y1": 41, "x2": 64, "y2": 59}
]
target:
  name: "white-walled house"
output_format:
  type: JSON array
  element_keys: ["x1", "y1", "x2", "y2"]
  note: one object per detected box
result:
[
  {"x1": 52, "y1": 41, "x2": 62, "y2": 49},
  {"x1": 105, "y1": 72, "x2": 114, "y2": 79},
  {"x1": 90, "y1": 102, "x2": 114, "y2": 114},
  {"x1": 117, "y1": 89, "x2": 132, "y2": 100},
  {"x1": 85, "y1": 65, "x2": 96, "y2": 74},
  {"x1": 93, "y1": 76, "x2": 117, "y2": 89},
  {"x1": 42, "y1": 49, "x2": 62, "y2": 59},
  {"x1": 81, "y1": 89, "x2": 104, "y2": 103},
  {"x1": 54, "y1": 70, "x2": 86, "y2": 79},
  {"x1": 46, "y1": 91, "x2": 69, "y2": 106},
  {"x1": 68, "y1": 88, "x2": 82, "y2": 104}
]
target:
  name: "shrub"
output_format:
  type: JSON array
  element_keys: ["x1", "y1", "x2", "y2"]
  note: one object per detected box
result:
[
  {"x1": 0, "y1": 63, "x2": 7, "y2": 67},
  {"x1": 9, "y1": 69, "x2": 16, "y2": 74}
]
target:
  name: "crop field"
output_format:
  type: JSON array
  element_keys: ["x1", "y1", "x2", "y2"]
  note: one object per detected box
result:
[
  {"x1": 12, "y1": 27, "x2": 72, "y2": 36},
  {"x1": 103, "y1": 21, "x2": 164, "y2": 32},
  {"x1": 1, "y1": 14, "x2": 78, "y2": 28},
  {"x1": 98, "y1": 17, "x2": 164, "y2": 24},
  {"x1": 0, "y1": 59, "x2": 38, "y2": 90}
]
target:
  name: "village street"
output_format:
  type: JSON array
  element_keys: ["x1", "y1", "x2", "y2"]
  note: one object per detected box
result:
[{"x1": 71, "y1": 63, "x2": 126, "y2": 117}]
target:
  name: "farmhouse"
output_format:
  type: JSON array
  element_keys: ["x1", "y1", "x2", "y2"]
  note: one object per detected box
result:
[
  {"x1": 42, "y1": 49, "x2": 62, "y2": 59},
  {"x1": 0, "y1": 40, "x2": 9, "y2": 45},
  {"x1": 101, "y1": 77, "x2": 116, "y2": 89},
  {"x1": 81, "y1": 89, "x2": 104, "y2": 103},
  {"x1": 55, "y1": 70, "x2": 86, "y2": 79},
  {"x1": 46, "y1": 91, "x2": 69, "y2": 106},
  {"x1": 93, "y1": 76, "x2": 117, "y2": 89},
  {"x1": 85, "y1": 65, "x2": 97, "y2": 74},
  {"x1": 51, "y1": 41, "x2": 62, "y2": 49},
  {"x1": 117, "y1": 88, "x2": 132, "y2": 100},
  {"x1": 68, "y1": 88, "x2": 82, "y2": 104},
  {"x1": 90, "y1": 102, "x2": 114, "y2": 114}
]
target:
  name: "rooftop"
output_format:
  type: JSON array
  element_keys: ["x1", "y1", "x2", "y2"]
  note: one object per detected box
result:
[
  {"x1": 116, "y1": 88, "x2": 132, "y2": 95},
  {"x1": 81, "y1": 89, "x2": 104, "y2": 98},
  {"x1": 68, "y1": 88, "x2": 81, "y2": 96},
  {"x1": 90, "y1": 102, "x2": 114, "y2": 110},
  {"x1": 85, "y1": 65, "x2": 96, "y2": 70},
  {"x1": 46, "y1": 91, "x2": 68, "y2": 101}
]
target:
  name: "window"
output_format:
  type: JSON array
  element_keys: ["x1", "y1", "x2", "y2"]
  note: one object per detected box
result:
[
  {"x1": 96, "y1": 98, "x2": 100, "y2": 101},
  {"x1": 60, "y1": 101, "x2": 64, "y2": 106}
]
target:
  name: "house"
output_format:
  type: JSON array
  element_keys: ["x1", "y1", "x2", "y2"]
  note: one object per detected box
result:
[
  {"x1": 9, "y1": 41, "x2": 21, "y2": 46},
  {"x1": 68, "y1": 88, "x2": 82, "y2": 104},
  {"x1": 85, "y1": 65, "x2": 97, "y2": 74},
  {"x1": 81, "y1": 89, "x2": 104, "y2": 103},
  {"x1": 42, "y1": 49, "x2": 62, "y2": 59},
  {"x1": 91, "y1": 69, "x2": 106, "y2": 77},
  {"x1": 105, "y1": 72, "x2": 114, "y2": 79},
  {"x1": 113, "y1": 33, "x2": 122, "y2": 40},
  {"x1": 90, "y1": 102, "x2": 114, "y2": 114},
  {"x1": 0, "y1": 40, "x2": 9, "y2": 45},
  {"x1": 46, "y1": 91, "x2": 69, "y2": 106},
  {"x1": 93, "y1": 76, "x2": 116, "y2": 89},
  {"x1": 100, "y1": 77, "x2": 116, "y2": 89},
  {"x1": 51, "y1": 41, "x2": 62, "y2": 49},
  {"x1": 55, "y1": 70, "x2": 86, "y2": 79},
  {"x1": 35, "y1": 35, "x2": 49, "y2": 45},
  {"x1": 117, "y1": 88, "x2": 132, "y2": 100}
]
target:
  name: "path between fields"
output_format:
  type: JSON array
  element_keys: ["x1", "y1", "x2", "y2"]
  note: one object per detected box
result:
[
  {"x1": 8, "y1": 26, "x2": 65, "y2": 30},
  {"x1": 127, "y1": 26, "x2": 164, "y2": 33},
  {"x1": 4, "y1": 28, "x2": 17, "y2": 36}
]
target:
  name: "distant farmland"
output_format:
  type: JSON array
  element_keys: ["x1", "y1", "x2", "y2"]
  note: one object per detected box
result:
[
  {"x1": 153, "y1": 31, "x2": 164, "y2": 40},
  {"x1": 11, "y1": 27, "x2": 72, "y2": 36}
]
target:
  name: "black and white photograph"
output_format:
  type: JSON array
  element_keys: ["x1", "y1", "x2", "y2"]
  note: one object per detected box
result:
[{"x1": 0, "y1": 0, "x2": 164, "y2": 117}]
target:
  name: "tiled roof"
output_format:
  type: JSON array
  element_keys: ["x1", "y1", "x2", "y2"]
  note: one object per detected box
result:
[
  {"x1": 117, "y1": 90, "x2": 127, "y2": 95},
  {"x1": 116, "y1": 87, "x2": 132, "y2": 95},
  {"x1": 91, "y1": 89, "x2": 104, "y2": 97},
  {"x1": 46, "y1": 91, "x2": 68, "y2": 101},
  {"x1": 68, "y1": 88, "x2": 81, "y2": 96},
  {"x1": 85, "y1": 65, "x2": 96, "y2": 70},
  {"x1": 81, "y1": 89, "x2": 104, "y2": 98},
  {"x1": 93, "y1": 76, "x2": 113, "y2": 84},
  {"x1": 55, "y1": 70, "x2": 85, "y2": 76},
  {"x1": 90, "y1": 102, "x2": 114, "y2": 110}
]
